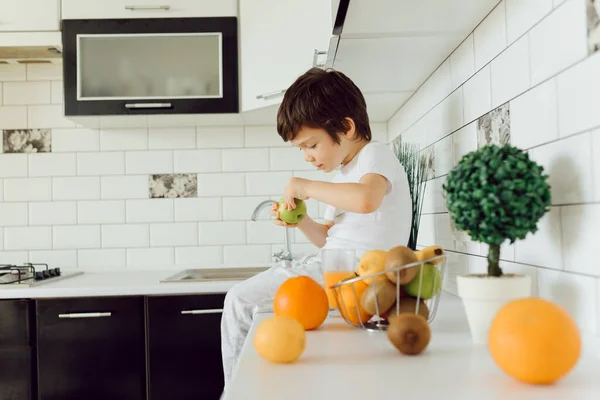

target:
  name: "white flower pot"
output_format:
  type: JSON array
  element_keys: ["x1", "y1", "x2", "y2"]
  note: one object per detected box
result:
[{"x1": 457, "y1": 274, "x2": 532, "y2": 345}]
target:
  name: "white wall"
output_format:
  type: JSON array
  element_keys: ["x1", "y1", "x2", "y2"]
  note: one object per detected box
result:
[
  {"x1": 388, "y1": 0, "x2": 600, "y2": 348},
  {"x1": 0, "y1": 61, "x2": 388, "y2": 270}
]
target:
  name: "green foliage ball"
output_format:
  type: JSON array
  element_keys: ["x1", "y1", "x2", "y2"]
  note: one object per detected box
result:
[{"x1": 443, "y1": 144, "x2": 551, "y2": 246}]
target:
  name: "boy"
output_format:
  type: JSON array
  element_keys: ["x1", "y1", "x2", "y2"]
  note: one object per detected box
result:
[{"x1": 220, "y1": 68, "x2": 411, "y2": 388}]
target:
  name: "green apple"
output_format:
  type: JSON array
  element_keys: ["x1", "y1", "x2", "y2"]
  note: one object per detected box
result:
[
  {"x1": 277, "y1": 198, "x2": 307, "y2": 224},
  {"x1": 402, "y1": 263, "x2": 442, "y2": 300}
]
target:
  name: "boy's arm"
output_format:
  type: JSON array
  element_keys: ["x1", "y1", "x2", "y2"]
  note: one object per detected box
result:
[
  {"x1": 296, "y1": 217, "x2": 334, "y2": 248},
  {"x1": 285, "y1": 174, "x2": 388, "y2": 214},
  {"x1": 271, "y1": 204, "x2": 333, "y2": 248}
]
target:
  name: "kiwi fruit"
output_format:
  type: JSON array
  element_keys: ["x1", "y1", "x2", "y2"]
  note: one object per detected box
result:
[
  {"x1": 387, "y1": 314, "x2": 431, "y2": 355},
  {"x1": 386, "y1": 297, "x2": 430, "y2": 320},
  {"x1": 360, "y1": 276, "x2": 397, "y2": 315},
  {"x1": 385, "y1": 245, "x2": 419, "y2": 284}
]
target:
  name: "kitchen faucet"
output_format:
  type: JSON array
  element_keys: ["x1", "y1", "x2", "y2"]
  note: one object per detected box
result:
[{"x1": 251, "y1": 200, "x2": 293, "y2": 262}]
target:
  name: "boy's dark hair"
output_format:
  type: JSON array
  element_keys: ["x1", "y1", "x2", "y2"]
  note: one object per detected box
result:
[{"x1": 276, "y1": 68, "x2": 371, "y2": 144}]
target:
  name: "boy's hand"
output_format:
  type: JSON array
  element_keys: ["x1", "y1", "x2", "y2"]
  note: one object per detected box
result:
[
  {"x1": 283, "y1": 177, "x2": 310, "y2": 210},
  {"x1": 270, "y1": 202, "x2": 299, "y2": 228}
]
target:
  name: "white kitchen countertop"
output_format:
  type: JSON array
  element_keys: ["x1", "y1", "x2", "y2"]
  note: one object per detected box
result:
[
  {"x1": 224, "y1": 293, "x2": 600, "y2": 400},
  {"x1": 0, "y1": 269, "x2": 241, "y2": 299}
]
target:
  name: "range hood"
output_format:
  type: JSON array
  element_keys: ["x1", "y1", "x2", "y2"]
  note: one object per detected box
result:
[{"x1": 0, "y1": 31, "x2": 62, "y2": 62}]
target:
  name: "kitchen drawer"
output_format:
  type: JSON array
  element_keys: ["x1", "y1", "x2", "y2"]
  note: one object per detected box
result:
[
  {"x1": 36, "y1": 296, "x2": 146, "y2": 400},
  {"x1": 146, "y1": 294, "x2": 226, "y2": 400},
  {"x1": 0, "y1": 299, "x2": 34, "y2": 347},
  {"x1": 61, "y1": 0, "x2": 237, "y2": 20}
]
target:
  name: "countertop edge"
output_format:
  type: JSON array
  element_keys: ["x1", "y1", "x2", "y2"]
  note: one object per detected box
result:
[{"x1": 0, "y1": 269, "x2": 243, "y2": 299}]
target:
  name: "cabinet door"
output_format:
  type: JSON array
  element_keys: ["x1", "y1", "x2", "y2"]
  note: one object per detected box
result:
[
  {"x1": 36, "y1": 297, "x2": 146, "y2": 400},
  {"x1": 0, "y1": 300, "x2": 35, "y2": 400},
  {"x1": 240, "y1": 0, "x2": 333, "y2": 112},
  {"x1": 0, "y1": 299, "x2": 33, "y2": 347},
  {"x1": 0, "y1": 348, "x2": 35, "y2": 400},
  {"x1": 61, "y1": 0, "x2": 236, "y2": 20},
  {"x1": 0, "y1": 0, "x2": 59, "y2": 32},
  {"x1": 62, "y1": 17, "x2": 239, "y2": 116},
  {"x1": 146, "y1": 294, "x2": 226, "y2": 400}
]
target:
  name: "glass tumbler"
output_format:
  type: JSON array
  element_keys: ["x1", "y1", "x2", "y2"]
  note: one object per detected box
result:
[{"x1": 321, "y1": 249, "x2": 357, "y2": 309}]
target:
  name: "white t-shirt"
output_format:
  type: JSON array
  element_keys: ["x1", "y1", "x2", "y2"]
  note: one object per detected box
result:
[{"x1": 321, "y1": 141, "x2": 412, "y2": 259}]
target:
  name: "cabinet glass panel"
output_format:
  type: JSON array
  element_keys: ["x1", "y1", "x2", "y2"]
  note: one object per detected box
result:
[{"x1": 77, "y1": 33, "x2": 222, "y2": 100}]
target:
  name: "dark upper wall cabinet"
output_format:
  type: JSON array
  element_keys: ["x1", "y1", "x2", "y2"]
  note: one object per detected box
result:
[{"x1": 61, "y1": 17, "x2": 239, "y2": 116}]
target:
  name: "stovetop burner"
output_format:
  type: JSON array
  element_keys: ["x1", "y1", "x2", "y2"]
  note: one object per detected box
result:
[{"x1": 0, "y1": 263, "x2": 83, "y2": 288}]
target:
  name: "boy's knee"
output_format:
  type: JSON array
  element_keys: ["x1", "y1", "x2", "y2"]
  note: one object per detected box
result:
[{"x1": 223, "y1": 281, "x2": 249, "y2": 311}]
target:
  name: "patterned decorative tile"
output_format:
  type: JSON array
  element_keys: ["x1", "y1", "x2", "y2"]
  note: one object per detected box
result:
[
  {"x1": 3, "y1": 129, "x2": 51, "y2": 153},
  {"x1": 477, "y1": 103, "x2": 511, "y2": 148},
  {"x1": 149, "y1": 174, "x2": 197, "y2": 199},
  {"x1": 422, "y1": 146, "x2": 435, "y2": 180},
  {"x1": 588, "y1": 0, "x2": 600, "y2": 54}
]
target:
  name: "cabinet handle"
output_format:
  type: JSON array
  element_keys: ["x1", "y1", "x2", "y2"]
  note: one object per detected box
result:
[
  {"x1": 125, "y1": 5, "x2": 171, "y2": 11},
  {"x1": 181, "y1": 308, "x2": 223, "y2": 315},
  {"x1": 313, "y1": 49, "x2": 327, "y2": 68},
  {"x1": 256, "y1": 90, "x2": 285, "y2": 100},
  {"x1": 58, "y1": 312, "x2": 112, "y2": 319},
  {"x1": 125, "y1": 103, "x2": 172, "y2": 109}
]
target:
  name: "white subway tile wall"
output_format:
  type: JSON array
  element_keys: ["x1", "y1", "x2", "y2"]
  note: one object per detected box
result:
[
  {"x1": 0, "y1": 80, "x2": 339, "y2": 269},
  {"x1": 528, "y1": 0, "x2": 588, "y2": 85},
  {"x1": 0, "y1": 106, "x2": 27, "y2": 129},
  {"x1": 3, "y1": 81, "x2": 51, "y2": 105},
  {"x1": 505, "y1": 0, "x2": 553, "y2": 44},
  {"x1": 52, "y1": 128, "x2": 100, "y2": 152},
  {"x1": 490, "y1": 35, "x2": 530, "y2": 108},
  {"x1": 474, "y1": 2, "x2": 507, "y2": 70},
  {"x1": 450, "y1": 35, "x2": 476, "y2": 91},
  {"x1": 463, "y1": 65, "x2": 492, "y2": 123},
  {"x1": 0, "y1": 154, "x2": 28, "y2": 177},
  {"x1": 388, "y1": 0, "x2": 600, "y2": 342}
]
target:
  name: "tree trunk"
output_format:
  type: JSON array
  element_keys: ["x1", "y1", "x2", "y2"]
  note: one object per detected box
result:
[{"x1": 487, "y1": 243, "x2": 503, "y2": 277}]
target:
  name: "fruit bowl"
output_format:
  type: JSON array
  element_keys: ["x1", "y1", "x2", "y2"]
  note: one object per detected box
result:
[{"x1": 328, "y1": 254, "x2": 447, "y2": 332}]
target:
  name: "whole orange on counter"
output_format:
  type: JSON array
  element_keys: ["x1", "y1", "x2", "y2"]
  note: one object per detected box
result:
[
  {"x1": 273, "y1": 276, "x2": 329, "y2": 330},
  {"x1": 254, "y1": 316, "x2": 306, "y2": 363},
  {"x1": 489, "y1": 297, "x2": 581, "y2": 384}
]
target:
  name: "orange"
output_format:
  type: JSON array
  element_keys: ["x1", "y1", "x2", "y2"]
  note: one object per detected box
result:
[
  {"x1": 337, "y1": 279, "x2": 371, "y2": 325},
  {"x1": 489, "y1": 297, "x2": 581, "y2": 384},
  {"x1": 323, "y1": 271, "x2": 356, "y2": 309},
  {"x1": 253, "y1": 316, "x2": 306, "y2": 363},
  {"x1": 273, "y1": 276, "x2": 329, "y2": 330}
]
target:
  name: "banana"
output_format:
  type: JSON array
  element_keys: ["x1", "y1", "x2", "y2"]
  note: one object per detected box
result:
[{"x1": 414, "y1": 245, "x2": 445, "y2": 264}]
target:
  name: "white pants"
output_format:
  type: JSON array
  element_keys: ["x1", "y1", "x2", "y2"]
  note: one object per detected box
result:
[{"x1": 220, "y1": 256, "x2": 324, "y2": 391}]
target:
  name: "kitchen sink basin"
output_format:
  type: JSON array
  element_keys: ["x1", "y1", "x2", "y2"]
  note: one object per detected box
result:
[{"x1": 159, "y1": 266, "x2": 271, "y2": 283}]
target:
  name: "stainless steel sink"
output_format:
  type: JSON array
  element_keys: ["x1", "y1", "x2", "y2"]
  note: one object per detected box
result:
[{"x1": 159, "y1": 266, "x2": 271, "y2": 283}]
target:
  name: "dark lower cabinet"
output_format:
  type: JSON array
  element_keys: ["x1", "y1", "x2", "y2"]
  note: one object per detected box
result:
[
  {"x1": 146, "y1": 294, "x2": 226, "y2": 400},
  {"x1": 0, "y1": 348, "x2": 35, "y2": 400},
  {"x1": 36, "y1": 297, "x2": 146, "y2": 400},
  {"x1": 2, "y1": 293, "x2": 227, "y2": 399},
  {"x1": 0, "y1": 299, "x2": 36, "y2": 400}
]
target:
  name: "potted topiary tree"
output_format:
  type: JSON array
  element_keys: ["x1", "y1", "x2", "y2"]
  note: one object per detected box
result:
[{"x1": 443, "y1": 144, "x2": 551, "y2": 344}]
